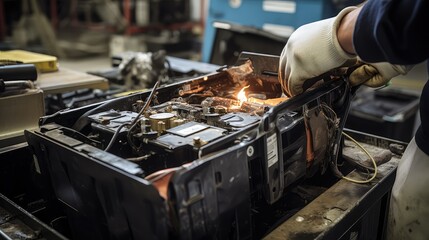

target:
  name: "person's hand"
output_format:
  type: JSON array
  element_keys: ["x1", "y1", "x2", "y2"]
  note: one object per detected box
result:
[
  {"x1": 279, "y1": 7, "x2": 357, "y2": 96},
  {"x1": 349, "y1": 62, "x2": 412, "y2": 87}
]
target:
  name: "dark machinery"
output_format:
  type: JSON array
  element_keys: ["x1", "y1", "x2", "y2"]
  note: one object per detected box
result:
[
  {"x1": 0, "y1": 63, "x2": 37, "y2": 95},
  {"x1": 24, "y1": 52, "x2": 356, "y2": 239}
]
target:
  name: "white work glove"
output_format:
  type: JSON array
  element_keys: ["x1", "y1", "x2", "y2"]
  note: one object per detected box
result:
[
  {"x1": 349, "y1": 62, "x2": 412, "y2": 87},
  {"x1": 279, "y1": 7, "x2": 357, "y2": 96}
]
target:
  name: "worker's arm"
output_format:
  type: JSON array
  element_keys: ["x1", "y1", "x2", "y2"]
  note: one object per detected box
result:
[
  {"x1": 353, "y1": 0, "x2": 429, "y2": 64},
  {"x1": 278, "y1": 7, "x2": 358, "y2": 96},
  {"x1": 337, "y1": 7, "x2": 361, "y2": 55},
  {"x1": 337, "y1": 0, "x2": 429, "y2": 64},
  {"x1": 347, "y1": 0, "x2": 428, "y2": 157},
  {"x1": 279, "y1": 1, "x2": 413, "y2": 96},
  {"x1": 339, "y1": 6, "x2": 411, "y2": 88}
]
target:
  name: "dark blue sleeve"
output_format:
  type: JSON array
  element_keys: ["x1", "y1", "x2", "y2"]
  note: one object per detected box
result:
[
  {"x1": 353, "y1": 0, "x2": 429, "y2": 64},
  {"x1": 354, "y1": 0, "x2": 429, "y2": 154}
]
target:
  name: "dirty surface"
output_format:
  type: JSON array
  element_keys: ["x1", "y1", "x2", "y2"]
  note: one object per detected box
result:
[
  {"x1": 0, "y1": 206, "x2": 39, "y2": 239},
  {"x1": 264, "y1": 143, "x2": 401, "y2": 240}
]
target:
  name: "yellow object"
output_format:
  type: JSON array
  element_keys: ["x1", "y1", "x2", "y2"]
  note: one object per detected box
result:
[
  {"x1": 341, "y1": 131, "x2": 378, "y2": 184},
  {"x1": 0, "y1": 50, "x2": 58, "y2": 72}
]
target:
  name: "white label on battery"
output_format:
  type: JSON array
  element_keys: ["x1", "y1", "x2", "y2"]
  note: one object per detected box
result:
[
  {"x1": 176, "y1": 124, "x2": 207, "y2": 136},
  {"x1": 267, "y1": 133, "x2": 278, "y2": 168}
]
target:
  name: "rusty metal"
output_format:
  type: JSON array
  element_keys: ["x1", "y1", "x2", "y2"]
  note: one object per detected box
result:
[
  {"x1": 0, "y1": 193, "x2": 66, "y2": 240},
  {"x1": 264, "y1": 131, "x2": 406, "y2": 240}
]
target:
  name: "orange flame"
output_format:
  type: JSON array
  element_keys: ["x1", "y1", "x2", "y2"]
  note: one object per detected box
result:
[{"x1": 237, "y1": 86, "x2": 250, "y2": 106}]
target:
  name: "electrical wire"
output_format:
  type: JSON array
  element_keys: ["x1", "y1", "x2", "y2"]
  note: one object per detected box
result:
[
  {"x1": 105, "y1": 123, "x2": 130, "y2": 152},
  {"x1": 318, "y1": 102, "x2": 377, "y2": 183},
  {"x1": 126, "y1": 72, "x2": 164, "y2": 152},
  {"x1": 341, "y1": 131, "x2": 378, "y2": 183},
  {"x1": 126, "y1": 153, "x2": 152, "y2": 162}
]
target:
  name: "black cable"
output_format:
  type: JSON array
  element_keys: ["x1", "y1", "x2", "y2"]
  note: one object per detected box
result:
[
  {"x1": 129, "y1": 75, "x2": 162, "y2": 130},
  {"x1": 74, "y1": 51, "x2": 166, "y2": 151},
  {"x1": 126, "y1": 72, "x2": 164, "y2": 152},
  {"x1": 72, "y1": 94, "x2": 137, "y2": 132},
  {"x1": 105, "y1": 123, "x2": 130, "y2": 152}
]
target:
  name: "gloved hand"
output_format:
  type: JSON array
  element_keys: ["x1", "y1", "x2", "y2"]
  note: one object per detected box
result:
[
  {"x1": 349, "y1": 62, "x2": 412, "y2": 87},
  {"x1": 279, "y1": 7, "x2": 357, "y2": 96}
]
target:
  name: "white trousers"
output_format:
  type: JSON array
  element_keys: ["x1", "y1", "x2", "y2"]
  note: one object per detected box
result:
[{"x1": 386, "y1": 138, "x2": 429, "y2": 240}]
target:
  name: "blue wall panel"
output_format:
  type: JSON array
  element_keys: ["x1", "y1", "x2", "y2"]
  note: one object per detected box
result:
[{"x1": 202, "y1": 0, "x2": 337, "y2": 62}]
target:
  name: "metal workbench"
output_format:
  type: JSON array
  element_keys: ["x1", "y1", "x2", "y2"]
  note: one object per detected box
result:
[{"x1": 265, "y1": 130, "x2": 403, "y2": 240}]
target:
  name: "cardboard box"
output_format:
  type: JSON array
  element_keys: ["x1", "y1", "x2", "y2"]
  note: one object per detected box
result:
[{"x1": 0, "y1": 89, "x2": 44, "y2": 147}]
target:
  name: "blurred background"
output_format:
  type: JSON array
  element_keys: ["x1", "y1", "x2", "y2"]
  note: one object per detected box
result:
[{"x1": 0, "y1": 0, "x2": 427, "y2": 142}]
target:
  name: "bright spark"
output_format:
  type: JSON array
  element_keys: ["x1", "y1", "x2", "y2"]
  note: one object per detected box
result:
[{"x1": 237, "y1": 85, "x2": 250, "y2": 106}]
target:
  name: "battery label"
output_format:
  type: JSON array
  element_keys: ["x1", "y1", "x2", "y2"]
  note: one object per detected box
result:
[
  {"x1": 175, "y1": 124, "x2": 207, "y2": 136},
  {"x1": 267, "y1": 133, "x2": 278, "y2": 168}
]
